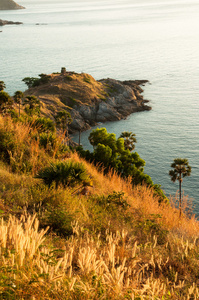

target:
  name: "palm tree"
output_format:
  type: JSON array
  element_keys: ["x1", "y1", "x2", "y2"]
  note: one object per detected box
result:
[
  {"x1": 14, "y1": 90, "x2": 24, "y2": 116},
  {"x1": 119, "y1": 131, "x2": 137, "y2": 151},
  {"x1": 55, "y1": 110, "x2": 72, "y2": 143},
  {"x1": 169, "y1": 158, "x2": 191, "y2": 217}
]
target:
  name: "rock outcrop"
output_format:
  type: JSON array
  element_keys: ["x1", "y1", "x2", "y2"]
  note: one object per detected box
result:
[
  {"x1": 24, "y1": 71, "x2": 151, "y2": 133},
  {"x1": 0, "y1": 0, "x2": 25, "y2": 10},
  {"x1": 0, "y1": 19, "x2": 23, "y2": 26}
]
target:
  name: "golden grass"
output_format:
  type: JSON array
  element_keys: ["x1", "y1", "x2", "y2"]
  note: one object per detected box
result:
[
  {"x1": 1, "y1": 115, "x2": 199, "y2": 298},
  {"x1": 1, "y1": 214, "x2": 199, "y2": 299},
  {"x1": 70, "y1": 152, "x2": 199, "y2": 238}
]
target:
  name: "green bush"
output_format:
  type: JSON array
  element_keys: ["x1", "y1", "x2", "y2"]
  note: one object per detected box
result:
[
  {"x1": 43, "y1": 205, "x2": 73, "y2": 237},
  {"x1": 35, "y1": 161, "x2": 91, "y2": 188},
  {"x1": 32, "y1": 117, "x2": 55, "y2": 133},
  {"x1": 0, "y1": 129, "x2": 15, "y2": 163},
  {"x1": 22, "y1": 74, "x2": 50, "y2": 88},
  {"x1": 38, "y1": 132, "x2": 69, "y2": 157},
  {"x1": 134, "y1": 214, "x2": 168, "y2": 245}
]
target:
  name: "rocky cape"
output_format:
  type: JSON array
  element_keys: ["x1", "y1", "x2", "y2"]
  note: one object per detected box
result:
[
  {"x1": 0, "y1": 0, "x2": 25, "y2": 10},
  {"x1": 24, "y1": 70, "x2": 151, "y2": 133},
  {"x1": 0, "y1": 19, "x2": 23, "y2": 26}
]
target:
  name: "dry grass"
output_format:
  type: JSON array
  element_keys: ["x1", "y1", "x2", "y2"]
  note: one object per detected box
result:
[
  {"x1": 0, "y1": 115, "x2": 70, "y2": 175},
  {"x1": 70, "y1": 152, "x2": 199, "y2": 238},
  {"x1": 1, "y1": 214, "x2": 199, "y2": 299},
  {"x1": 1, "y1": 115, "x2": 199, "y2": 299}
]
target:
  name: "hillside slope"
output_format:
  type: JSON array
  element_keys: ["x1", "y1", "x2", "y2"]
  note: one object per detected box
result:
[{"x1": 0, "y1": 114, "x2": 199, "y2": 299}]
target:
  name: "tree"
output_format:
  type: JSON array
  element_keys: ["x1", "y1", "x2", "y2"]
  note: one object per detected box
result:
[
  {"x1": 0, "y1": 81, "x2": 6, "y2": 91},
  {"x1": 14, "y1": 90, "x2": 24, "y2": 116},
  {"x1": 22, "y1": 77, "x2": 40, "y2": 88},
  {"x1": 119, "y1": 131, "x2": 137, "y2": 151},
  {"x1": 77, "y1": 127, "x2": 166, "y2": 200},
  {"x1": 23, "y1": 95, "x2": 41, "y2": 116},
  {"x1": 22, "y1": 74, "x2": 51, "y2": 89},
  {"x1": 0, "y1": 91, "x2": 13, "y2": 113},
  {"x1": 169, "y1": 158, "x2": 191, "y2": 217},
  {"x1": 81, "y1": 128, "x2": 149, "y2": 181}
]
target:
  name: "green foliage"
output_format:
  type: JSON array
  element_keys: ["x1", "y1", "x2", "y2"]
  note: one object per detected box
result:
[
  {"x1": 43, "y1": 205, "x2": 73, "y2": 237},
  {"x1": 13, "y1": 90, "x2": 23, "y2": 105},
  {"x1": 82, "y1": 128, "x2": 148, "y2": 180},
  {"x1": 95, "y1": 191, "x2": 130, "y2": 212},
  {"x1": 134, "y1": 214, "x2": 168, "y2": 244},
  {"x1": 35, "y1": 161, "x2": 91, "y2": 188},
  {"x1": 0, "y1": 127, "x2": 32, "y2": 173},
  {"x1": 32, "y1": 117, "x2": 55, "y2": 133},
  {"x1": 169, "y1": 158, "x2": 191, "y2": 182},
  {"x1": 13, "y1": 90, "x2": 24, "y2": 116},
  {"x1": 38, "y1": 73, "x2": 51, "y2": 84},
  {"x1": 23, "y1": 95, "x2": 41, "y2": 116},
  {"x1": 39, "y1": 132, "x2": 58, "y2": 150},
  {"x1": 77, "y1": 128, "x2": 166, "y2": 200},
  {"x1": 38, "y1": 132, "x2": 69, "y2": 157},
  {"x1": 88, "y1": 191, "x2": 132, "y2": 234},
  {"x1": 119, "y1": 131, "x2": 137, "y2": 151},
  {"x1": 0, "y1": 128, "x2": 15, "y2": 163},
  {"x1": 55, "y1": 110, "x2": 72, "y2": 132},
  {"x1": 22, "y1": 74, "x2": 50, "y2": 88},
  {"x1": 0, "y1": 80, "x2": 6, "y2": 91},
  {"x1": 22, "y1": 77, "x2": 40, "y2": 88},
  {"x1": 0, "y1": 91, "x2": 13, "y2": 113},
  {"x1": 169, "y1": 158, "x2": 192, "y2": 217}
]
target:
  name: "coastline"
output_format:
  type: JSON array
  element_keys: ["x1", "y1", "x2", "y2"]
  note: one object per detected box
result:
[{"x1": 23, "y1": 71, "x2": 151, "y2": 133}]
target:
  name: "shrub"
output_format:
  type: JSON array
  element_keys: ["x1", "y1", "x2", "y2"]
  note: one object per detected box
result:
[
  {"x1": 22, "y1": 74, "x2": 50, "y2": 88},
  {"x1": 32, "y1": 117, "x2": 55, "y2": 133},
  {"x1": 35, "y1": 161, "x2": 91, "y2": 188},
  {"x1": 43, "y1": 205, "x2": 73, "y2": 237},
  {"x1": 38, "y1": 132, "x2": 69, "y2": 157}
]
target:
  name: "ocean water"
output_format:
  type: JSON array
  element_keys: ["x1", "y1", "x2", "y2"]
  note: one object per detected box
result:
[{"x1": 0, "y1": 0, "x2": 199, "y2": 215}]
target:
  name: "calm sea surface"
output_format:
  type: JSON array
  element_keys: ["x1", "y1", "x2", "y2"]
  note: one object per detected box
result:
[{"x1": 1, "y1": 0, "x2": 199, "y2": 215}]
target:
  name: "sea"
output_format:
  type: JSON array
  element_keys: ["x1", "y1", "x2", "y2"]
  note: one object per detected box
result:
[{"x1": 0, "y1": 0, "x2": 199, "y2": 216}]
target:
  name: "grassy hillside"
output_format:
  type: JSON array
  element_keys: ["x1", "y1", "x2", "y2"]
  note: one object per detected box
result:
[{"x1": 0, "y1": 115, "x2": 199, "y2": 299}]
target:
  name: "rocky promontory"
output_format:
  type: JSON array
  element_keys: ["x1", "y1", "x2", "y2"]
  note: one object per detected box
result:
[
  {"x1": 24, "y1": 70, "x2": 151, "y2": 133},
  {"x1": 0, "y1": 0, "x2": 25, "y2": 10},
  {"x1": 0, "y1": 19, "x2": 23, "y2": 26}
]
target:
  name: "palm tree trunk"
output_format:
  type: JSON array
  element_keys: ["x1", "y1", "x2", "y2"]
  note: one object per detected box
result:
[
  {"x1": 179, "y1": 179, "x2": 182, "y2": 218},
  {"x1": 79, "y1": 130, "x2": 81, "y2": 145}
]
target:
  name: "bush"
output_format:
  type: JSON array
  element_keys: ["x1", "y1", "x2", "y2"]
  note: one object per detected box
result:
[
  {"x1": 43, "y1": 205, "x2": 73, "y2": 237},
  {"x1": 38, "y1": 132, "x2": 69, "y2": 157},
  {"x1": 22, "y1": 74, "x2": 51, "y2": 88},
  {"x1": 32, "y1": 117, "x2": 55, "y2": 133},
  {"x1": 35, "y1": 161, "x2": 91, "y2": 188}
]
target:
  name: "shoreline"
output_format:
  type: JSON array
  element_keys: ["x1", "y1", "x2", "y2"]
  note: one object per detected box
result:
[{"x1": 23, "y1": 70, "x2": 151, "y2": 134}]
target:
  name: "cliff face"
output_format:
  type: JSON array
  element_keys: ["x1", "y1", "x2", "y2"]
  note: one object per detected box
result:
[
  {"x1": 0, "y1": 0, "x2": 25, "y2": 10},
  {"x1": 24, "y1": 71, "x2": 151, "y2": 133}
]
